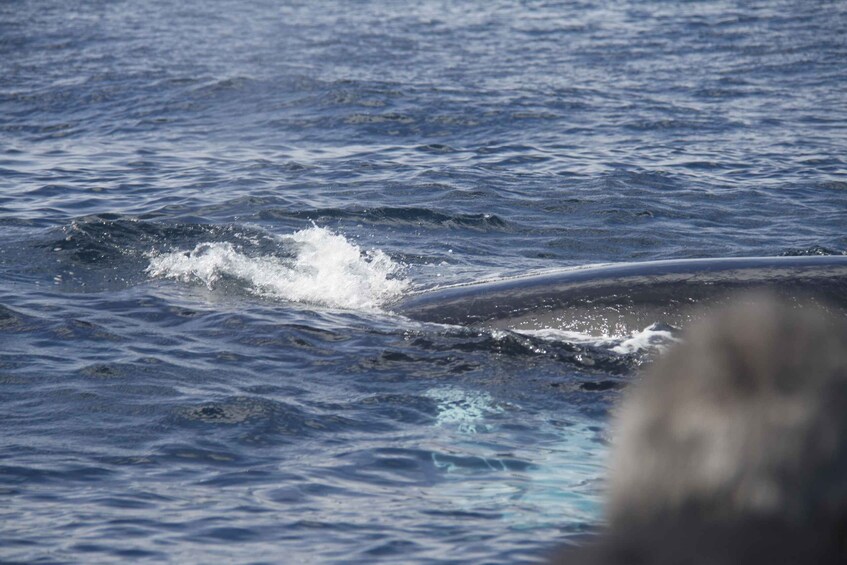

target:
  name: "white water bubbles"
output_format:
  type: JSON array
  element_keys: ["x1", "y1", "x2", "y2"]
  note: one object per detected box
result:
[
  {"x1": 517, "y1": 322, "x2": 680, "y2": 356},
  {"x1": 146, "y1": 226, "x2": 409, "y2": 311}
]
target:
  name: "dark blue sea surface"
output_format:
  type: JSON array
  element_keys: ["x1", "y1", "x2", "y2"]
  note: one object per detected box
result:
[{"x1": 1, "y1": 0, "x2": 845, "y2": 562}]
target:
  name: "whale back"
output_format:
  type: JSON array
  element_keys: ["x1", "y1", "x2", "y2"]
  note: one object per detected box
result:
[{"x1": 396, "y1": 256, "x2": 847, "y2": 334}]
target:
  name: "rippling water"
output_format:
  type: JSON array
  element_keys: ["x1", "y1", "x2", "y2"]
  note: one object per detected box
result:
[{"x1": 1, "y1": 1, "x2": 845, "y2": 562}]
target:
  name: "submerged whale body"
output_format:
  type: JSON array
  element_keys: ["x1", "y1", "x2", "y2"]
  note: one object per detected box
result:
[{"x1": 396, "y1": 256, "x2": 847, "y2": 334}]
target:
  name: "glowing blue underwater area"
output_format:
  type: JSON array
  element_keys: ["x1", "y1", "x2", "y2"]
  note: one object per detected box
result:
[{"x1": 1, "y1": 0, "x2": 845, "y2": 562}]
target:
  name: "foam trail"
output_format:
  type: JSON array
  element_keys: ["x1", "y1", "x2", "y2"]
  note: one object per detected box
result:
[
  {"x1": 146, "y1": 226, "x2": 408, "y2": 311},
  {"x1": 519, "y1": 323, "x2": 680, "y2": 354}
]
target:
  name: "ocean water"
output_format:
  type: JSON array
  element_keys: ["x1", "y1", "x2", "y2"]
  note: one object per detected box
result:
[{"x1": 1, "y1": 0, "x2": 845, "y2": 562}]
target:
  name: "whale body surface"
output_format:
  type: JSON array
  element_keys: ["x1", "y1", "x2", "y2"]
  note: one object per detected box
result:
[{"x1": 396, "y1": 256, "x2": 847, "y2": 334}]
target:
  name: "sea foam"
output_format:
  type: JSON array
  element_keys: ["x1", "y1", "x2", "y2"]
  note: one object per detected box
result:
[
  {"x1": 146, "y1": 226, "x2": 408, "y2": 311},
  {"x1": 517, "y1": 322, "x2": 680, "y2": 354}
]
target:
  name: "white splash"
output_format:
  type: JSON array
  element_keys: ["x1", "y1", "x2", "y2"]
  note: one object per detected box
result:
[
  {"x1": 517, "y1": 322, "x2": 680, "y2": 355},
  {"x1": 609, "y1": 323, "x2": 680, "y2": 354},
  {"x1": 146, "y1": 226, "x2": 409, "y2": 311}
]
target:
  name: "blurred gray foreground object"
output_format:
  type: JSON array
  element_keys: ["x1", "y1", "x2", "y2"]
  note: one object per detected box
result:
[{"x1": 552, "y1": 293, "x2": 847, "y2": 564}]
